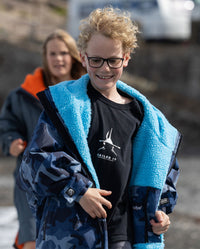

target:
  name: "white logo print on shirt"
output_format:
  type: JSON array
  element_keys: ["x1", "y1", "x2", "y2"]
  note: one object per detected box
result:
[{"x1": 97, "y1": 128, "x2": 121, "y2": 162}]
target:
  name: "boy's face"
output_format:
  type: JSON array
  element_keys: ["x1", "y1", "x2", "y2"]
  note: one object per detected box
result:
[{"x1": 80, "y1": 33, "x2": 130, "y2": 95}]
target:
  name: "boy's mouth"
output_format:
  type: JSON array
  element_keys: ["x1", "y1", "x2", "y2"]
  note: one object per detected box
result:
[{"x1": 97, "y1": 75, "x2": 113, "y2": 80}]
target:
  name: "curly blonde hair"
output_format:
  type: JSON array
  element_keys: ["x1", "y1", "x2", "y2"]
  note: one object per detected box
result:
[{"x1": 77, "y1": 7, "x2": 139, "y2": 54}]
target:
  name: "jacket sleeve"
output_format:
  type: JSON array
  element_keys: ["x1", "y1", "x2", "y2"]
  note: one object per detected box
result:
[
  {"x1": 158, "y1": 158, "x2": 180, "y2": 214},
  {"x1": 18, "y1": 111, "x2": 93, "y2": 211},
  {"x1": 0, "y1": 90, "x2": 26, "y2": 155}
]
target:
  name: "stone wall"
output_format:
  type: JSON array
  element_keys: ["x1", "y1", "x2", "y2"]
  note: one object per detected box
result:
[
  {"x1": 0, "y1": 41, "x2": 41, "y2": 106},
  {"x1": 128, "y1": 41, "x2": 200, "y2": 99}
]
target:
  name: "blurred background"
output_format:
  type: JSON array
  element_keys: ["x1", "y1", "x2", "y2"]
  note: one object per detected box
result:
[{"x1": 0, "y1": 0, "x2": 200, "y2": 248}]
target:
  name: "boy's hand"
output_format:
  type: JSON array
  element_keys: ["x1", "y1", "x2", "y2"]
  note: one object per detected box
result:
[
  {"x1": 9, "y1": 138, "x2": 26, "y2": 157},
  {"x1": 79, "y1": 188, "x2": 112, "y2": 219},
  {"x1": 150, "y1": 211, "x2": 171, "y2": 235}
]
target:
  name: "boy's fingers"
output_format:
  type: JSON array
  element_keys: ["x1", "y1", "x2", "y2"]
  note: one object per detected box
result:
[
  {"x1": 98, "y1": 189, "x2": 112, "y2": 209},
  {"x1": 101, "y1": 198, "x2": 112, "y2": 209},
  {"x1": 155, "y1": 211, "x2": 164, "y2": 222},
  {"x1": 99, "y1": 189, "x2": 112, "y2": 196},
  {"x1": 97, "y1": 207, "x2": 107, "y2": 218}
]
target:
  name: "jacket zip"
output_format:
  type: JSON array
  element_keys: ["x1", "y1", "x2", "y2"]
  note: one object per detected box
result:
[
  {"x1": 167, "y1": 132, "x2": 182, "y2": 175},
  {"x1": 98, "y1": 218, "x2": 108, "y2": 249},
  {"x1": 42, "y1": 218, "x2": 47, "y2": 240},
  {"x1": 144, "y1": 187, "x2": 150, "y2": 243}
]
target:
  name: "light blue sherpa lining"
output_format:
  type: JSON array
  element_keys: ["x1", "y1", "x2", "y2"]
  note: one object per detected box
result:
[
  {"x1": 132, "y1": 234, "x2": 164, "y2": 249},
  {"x1": 49, "y1": 74, "x2": 100, "y2": 188},
  {"x1": 49, "y1": 74, "x2": 179, "y2": 249},
  {"x1": 116, "y1": 80, "x2": 179, "y2": 190},
  {"x1": 49, "y1": 74, "x2": 179, "y2": 191},
  {"x1": 133, "y1": 242, "x2": 164, "y2": 249}
]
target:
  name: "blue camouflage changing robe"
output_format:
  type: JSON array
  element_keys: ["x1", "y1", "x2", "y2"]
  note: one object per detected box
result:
[{"x1": 18, "y1": 74, "x2": 181, "y2": 249}]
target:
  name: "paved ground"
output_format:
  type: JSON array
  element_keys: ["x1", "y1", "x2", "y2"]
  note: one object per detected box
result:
[
  {"x1": 165, "y1": 156, "x2": 200, "y2": 249},
  {"x1": 0, "y1": 206, "x2": 17, "y2": 249},
  {"x1": 0, "y1": 155, "x2": 200, "y2": 249}
]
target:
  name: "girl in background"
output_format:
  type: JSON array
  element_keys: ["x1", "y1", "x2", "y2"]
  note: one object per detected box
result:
[{"x1": 0, "y1": 29, "x2": 86, "y2": 249}]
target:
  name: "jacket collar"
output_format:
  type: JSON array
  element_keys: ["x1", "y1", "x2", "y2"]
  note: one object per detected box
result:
[
  {"x1": 49, "y1": 74, "x2": 181, "y2": 191},
  {"x1": 21, "y1": 67, "x2": 46, "y2": 99}
]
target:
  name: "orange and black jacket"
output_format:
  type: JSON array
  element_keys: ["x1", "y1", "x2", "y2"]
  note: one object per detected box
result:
[{"x1": 0, "y1": 67, "x2": 46, "y2": 157}]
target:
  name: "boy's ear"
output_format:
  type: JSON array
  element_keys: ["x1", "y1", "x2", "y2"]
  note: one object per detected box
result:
[
  {"x1": 123, "y1": 53, "x2": 130, "y2": 68},
  {"x1": 80, "y1": 52, "x2": 87, "y2": 68}
]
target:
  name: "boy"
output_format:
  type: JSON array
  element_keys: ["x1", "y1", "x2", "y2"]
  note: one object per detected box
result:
[{"x1": 19, "y1": 7, "x2": 181, "y2": 249}]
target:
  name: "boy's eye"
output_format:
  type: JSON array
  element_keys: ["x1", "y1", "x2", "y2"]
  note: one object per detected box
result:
[
  {"x1": 108, "y1": 58, "x2": 118, "y2": 64},
  {"x1": 91, "y1": 58, "x2": 102, "y2": 64}
]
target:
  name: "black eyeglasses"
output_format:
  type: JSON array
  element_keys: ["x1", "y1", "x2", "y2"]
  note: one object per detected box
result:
[{"x1": 85, "y1": 53, "x2": 124, "y2": 69}]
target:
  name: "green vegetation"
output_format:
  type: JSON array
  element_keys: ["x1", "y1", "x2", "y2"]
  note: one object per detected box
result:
[{"x1": 48, "y1": 3, "x2": 66, "y2": 16}]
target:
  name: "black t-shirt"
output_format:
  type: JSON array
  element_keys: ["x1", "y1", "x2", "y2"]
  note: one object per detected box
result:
[{"x1": 87, "y1": 82, "x2": 143, "y2": 243}]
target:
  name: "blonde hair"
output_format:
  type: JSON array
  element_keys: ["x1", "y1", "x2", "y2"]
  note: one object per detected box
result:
[
  {"x1": 43, "y1": 29, "x2": 86, "y2": 85},
  {"x1": 77, "y1": 7, "x2": 139, "y2": 54}
]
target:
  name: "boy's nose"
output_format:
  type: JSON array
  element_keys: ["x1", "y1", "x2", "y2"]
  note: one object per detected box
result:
[{"x1": 101, "y1": 61, "x2": 110, "y2": 70}]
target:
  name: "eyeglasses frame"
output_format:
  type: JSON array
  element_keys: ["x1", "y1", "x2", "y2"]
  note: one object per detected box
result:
[{"x1": 85, "y1": 53, "x2": 124, "y2": 69}]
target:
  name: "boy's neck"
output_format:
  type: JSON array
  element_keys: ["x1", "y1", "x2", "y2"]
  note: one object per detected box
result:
[{"x1": 101, "y1": 90, "x2": 132, "y2": 104}]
